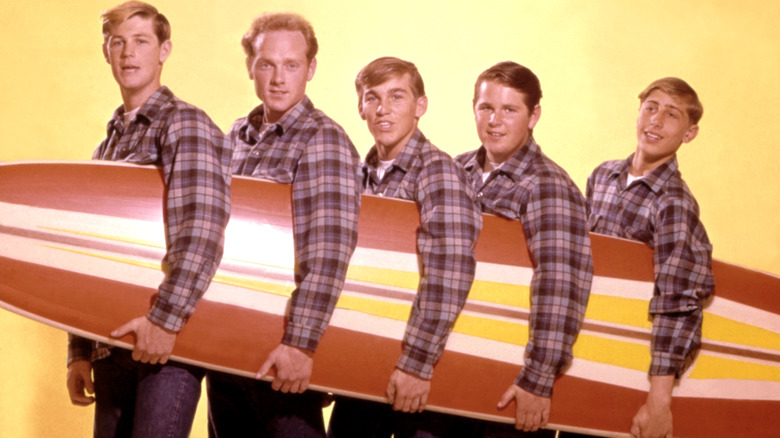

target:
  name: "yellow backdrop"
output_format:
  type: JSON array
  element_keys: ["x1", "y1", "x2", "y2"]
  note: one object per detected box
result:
[{"x1": 1, "y1": 1, "x2": 778, "y2": 436}]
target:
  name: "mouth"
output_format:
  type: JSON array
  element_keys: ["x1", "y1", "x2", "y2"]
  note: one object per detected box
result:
[
  {"x1": 121, "y1": 66, "x2": 139, "y2": 73},
  {"x1": 644, "y1": 131, "x2": 662, "y2": 141},
  {"x1": 268, "y1": 89, "x2": 287, "y2": 96},
  {"x1": 375, "y1": 120, "x2": 393, "y2": 130},
  {"x1": 486, "y1": 130, "x2": 505, "y2": 138}
]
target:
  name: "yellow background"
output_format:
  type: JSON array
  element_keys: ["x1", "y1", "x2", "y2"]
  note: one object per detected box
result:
[{"x1": 1, "y1": 0, "x2": 778, "y2": 436}]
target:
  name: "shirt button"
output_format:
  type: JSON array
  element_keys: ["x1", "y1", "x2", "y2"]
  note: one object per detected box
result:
[
  {"x1": 251, "y1": 150, "x2": 259, "y2": 156},
  {"x1": 377, "y1": 193, "x2": 384, "y2": 197},
  {"x1": 476, "y1": 192, "x2": 483, "y2": 199}
]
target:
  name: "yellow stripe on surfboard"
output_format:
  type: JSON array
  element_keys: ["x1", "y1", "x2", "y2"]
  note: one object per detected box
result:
[
  {"x1": 40, "y1": 226, "x2": 164, "y2": 249},
  {"x1": 44, "y1": 243, "x2": 780, "y2": 382}
]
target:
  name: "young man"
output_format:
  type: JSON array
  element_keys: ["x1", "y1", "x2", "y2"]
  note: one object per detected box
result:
[
  {"x1": 327, "y1": 56, "x2": 482, "y2": 438},
  {"x1": 205, "y1": 13, "x2": 361, "y2": 438},
  {"x1": 65, "y1": 2, "x2": 232, "y2": 437},
  {"x1": 585, "y1": 77, "x2": 714, "y2": 438},
  {"x1": 455, "y1": 61, "x2": 593, "y2": 435}
]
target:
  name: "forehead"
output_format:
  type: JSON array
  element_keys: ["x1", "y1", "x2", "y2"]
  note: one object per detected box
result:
[
  {"x1": 475, "y1": 80, "x2": 528, "y2": 107},
  {"x1": 643, "y1": 89, "x2": 686, "y2": 111},
  {"x1": 252, "y1": 30, "x2": 308, "y2": 58},
  {"x1": 107, "y1": 14, "x2": 156, "y2": 39},
  {"x1": 365, "y1": 73, "x2": 414, "y2": 94}
]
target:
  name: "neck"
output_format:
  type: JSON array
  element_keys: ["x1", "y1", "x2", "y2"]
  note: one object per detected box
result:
[
  {"x1": 630, "y1": 150, "x2": 674, "y2": 177},
  {"x1": 121, "y1": 82, "x2": 161, "y2": 113}
]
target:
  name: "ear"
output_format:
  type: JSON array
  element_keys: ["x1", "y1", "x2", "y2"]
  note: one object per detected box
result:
[
  {"x1": 307, "y1": 57, "x2": 317, "y2": 81},
  {"x1": 415, "y1": 95, "x2": 428, "y2": 119},
  {"x1": 358, "y1": 99, "x2": 366, "y2": 120},
  {"x1": 528, "y1": 104, "x2": 541, "y2": 130},
  {"x1": 246, "y1": 56, "x2": 254, "y2": 80},
  {"x1": 159, "y1": 40, "x2": 172, "y2": 64},
  {"x1": 102, "y1": 43, "x2": 110, "y2": 64},
  {"x1": 683, "y1": 124, "x2": 699, "y2": 143}
]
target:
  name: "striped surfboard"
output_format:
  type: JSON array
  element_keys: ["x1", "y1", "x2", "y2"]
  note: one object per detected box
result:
[{"x1": 0, "y1": 161, "x2": 778, "y2": 437}]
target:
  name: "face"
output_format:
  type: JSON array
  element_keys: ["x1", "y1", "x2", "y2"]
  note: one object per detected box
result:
[
  {"x1": 103, "y1": 15, "x2": 170, "y2": 106},
  {"x1": 635, "y1": 89, "x2": 699, "y2": 167},
  {"x1": 360, "y1": 73, "x2": 427, "y2": 160},
  {"x1": 247, "y1": 30, "x2": 316, "y2": 124},
  {"x1": 473, "y1": 80, "x2": 540, "y2": 164}
]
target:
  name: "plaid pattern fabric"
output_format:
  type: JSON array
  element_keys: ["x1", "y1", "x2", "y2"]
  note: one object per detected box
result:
[
  {"x1": 363, "y1": 129, "x2": 481, "y2": 380},
  {"x1": 68, "y1": 86, "x2": 232, "y2": 365},
  {"x1": 457, "y1": 139, "x2": 593, "y2": 397},
  {"x1": 230, "y1": 96, "x2": 361, "y2": 352},
  {"x1": 586, "y1": 155, "x2": 715, "y2": 376}
]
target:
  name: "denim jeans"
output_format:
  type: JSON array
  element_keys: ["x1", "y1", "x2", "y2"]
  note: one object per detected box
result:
[
  {"x1": 206, "y1": 370, "x2": 326, "y2": 438},
  {"x1": 92, "y1": 348, "x2": 205, "y2": 438},
  {"x1": 327, "y1": 395, "x2": 485, "y2": 438}
]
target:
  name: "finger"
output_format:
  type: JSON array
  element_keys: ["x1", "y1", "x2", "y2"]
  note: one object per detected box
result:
[
  {"x1": 497, "y1": 387, "x2": 514, "y2": 409},
  {"x1": 419, "y1": 392, "x2": 428, "y2": 412},
  {"x1": 386, "y1": 381, "x2": 396, "y2": 404},
  {"x1": 256, "y1": 356, "x2": 274, "y2": 380},
  {"x1": 111, "y1": 320, "x2": 137, "y2": 338},
  {"x1": 158, "y1": 353, "x2": 170, "y2": 365},
  {"x1": 410, "y1": 395, "x2": 420, "y2": 413}
]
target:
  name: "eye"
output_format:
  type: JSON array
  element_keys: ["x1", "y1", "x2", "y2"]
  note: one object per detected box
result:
[
  {"x1": 286, "y1": 62, "x2": 299, "y2": 70},
  {"x1": 110, "y1": 39, "x2": 124, "y2": 48}
]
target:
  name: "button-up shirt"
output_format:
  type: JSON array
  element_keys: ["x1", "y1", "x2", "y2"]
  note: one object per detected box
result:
[
  {"x1": 586, "y1": 154, "x2": 715, "y2": 376},
  {"x1": 363, "y1": 129, "x2": 481, "y2": 380},
  {"x1": 230, "y1": 96, "x2": 361, "y2": 352},
  {"x1": 456, "y1": 138, "x2": 592, "y2": 397},
  {"x1": 68, "y1": 86, "x2": 232, "y2": 365}
]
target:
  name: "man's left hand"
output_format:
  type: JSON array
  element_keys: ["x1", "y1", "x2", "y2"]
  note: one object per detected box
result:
[{"x1": 497, "y1": 384, "x2": 551, "y2": 432}]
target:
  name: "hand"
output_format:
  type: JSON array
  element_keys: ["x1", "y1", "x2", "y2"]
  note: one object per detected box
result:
[
  {"x1": 497, "y1": 384, "x2": 551, "y2": 432},
  {"x1": 386, "y1": 368, "x2": 430, "y2": 413},
  {"x1": 631, "y1": 375, "x2": 674, "y2": 438},
  {"x1": 257, "y1": 344, "x2": 313, "y2": 393},
  {"x1": 111, "y1": 316, "x2": 177, "y2": 364},
  {"x1": 67, "y1": 360, "x2": 95, "y2": 406}
]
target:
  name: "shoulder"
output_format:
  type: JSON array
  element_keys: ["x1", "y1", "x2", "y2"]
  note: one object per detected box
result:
[
  {"x1": 162, "y1": 94, "x2": 221, "y2": 131},
  {"x1": 454, "y1": 149, "x2": 478, "y2": 167}
]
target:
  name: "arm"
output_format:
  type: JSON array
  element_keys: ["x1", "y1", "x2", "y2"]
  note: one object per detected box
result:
[
  {"x1": 391, "y1": 158, "x2": 481, "y2": 411},
  {"x1": 113, "y1": 108, "x2": 232, "y2": 362},
  {"x1": 258, "y1": 123, "x2": 361, "y2": 392},
  {"x1": 508, "y1": 177, "x2": 592, "y2": 428},
  {"x1": 633, "y1": 198, "x2": 713, "y2": 436}
]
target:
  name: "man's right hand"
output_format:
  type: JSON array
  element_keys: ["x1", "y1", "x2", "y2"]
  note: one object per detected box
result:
[
  {"x1": 67, "y1": 360, "x2": 95, "y2": 406},
  {"x1": 497, "y1": 383, "x2": 551, "y2": 432}
]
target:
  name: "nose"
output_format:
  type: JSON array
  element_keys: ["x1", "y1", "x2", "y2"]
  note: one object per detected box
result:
[
  {"x1": 649, "y1": 111, "x2": 662, "y2": 127},
  {"x1": 271, "y1": 67, "x2": 284, "y2": 85},
  {"x1": 375, "y1": 100, "x2": 389, "y2": 115},
  {"x1": 488, "y1": 111, "x2": 501, "y2": 126},
  {"x1": 121, "y1": 42, "x2": 134, "y2": 58}
]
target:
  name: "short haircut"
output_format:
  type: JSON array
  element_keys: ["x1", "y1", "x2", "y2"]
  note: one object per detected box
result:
[
  {"x1": 101, "y1": 1, "x2": 170, "y2": 44},
  {"x1": 241, "y1": 12, "x2": 318, "y2": 62},
  {"x1": 355, "y1": 56, "x2": 426, "y2": 109},
  {"x1": 473, "y1": 61, "x2": 542, "y2": 111},
  {"x1": 638, "y1": 77, "x2": 703, "y2": 125}
]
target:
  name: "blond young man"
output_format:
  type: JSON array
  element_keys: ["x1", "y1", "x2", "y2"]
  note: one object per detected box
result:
[
  {"x1": 585, "y1": 77, "x2": 714, "y2": 438},
  {"x1": 66, "y1": 2, "x2": 231, "y2": 437}
]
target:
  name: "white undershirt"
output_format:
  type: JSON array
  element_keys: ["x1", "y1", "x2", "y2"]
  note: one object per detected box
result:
[
  {"x1": 627, "y1": 173, "x2": 642, "y2": 186},
  {"x1": 482, "y1": 161, "x2": 503, "y2": 182},
  {"x1": 375, "y1": 159, "x2": 395, "y2": 181},
  {"x1": 122, "y1": 106, "x2": 141, "y2": 127}
]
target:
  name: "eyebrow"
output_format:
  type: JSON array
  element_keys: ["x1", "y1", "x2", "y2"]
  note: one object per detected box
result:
[{"x1": 645, "y1": 99, "x2": 683, "y2": 113}]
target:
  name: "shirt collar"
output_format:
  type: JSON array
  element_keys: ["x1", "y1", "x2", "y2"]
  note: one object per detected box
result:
[
  {"x1": 364, "y1": 128, "x2": 427, "y2": 173},
  {"x1": 461, "y1": 136, "x2": 541, "y2": 183},
  {"x1": 239, "y1": 96, "x2": 313, "y2": 144},
  {"x1": 107, "y1": 86, "x2": 173, "y2": 131},
  {"x1": 612, "y1": 153, "x2": 680, "y2": 193}
]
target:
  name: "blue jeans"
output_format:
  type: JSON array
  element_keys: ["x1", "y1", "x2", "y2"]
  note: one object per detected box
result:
[
  {"x1": 92, "y1": 348, "x2": 204, "y2": 438},
  {"x1": 327, "y1": 395, "x2": 485, "y2": 438},
  {"x1": 206, "y1": 370, "x2": 326, "y2": 438}
]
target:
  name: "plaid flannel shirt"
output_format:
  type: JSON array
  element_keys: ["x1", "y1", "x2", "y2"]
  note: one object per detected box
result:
[
  {"x1": 363, "y1": 129, "x2": 481, "y2": 380},
  {"x1": 68, "y1": 86, "x2": 232, "y2": 365},
  {"x1": 456, "y1": 138, "x2": 593, "y2": 397},
  {"x1": 586, "y1": 154, "x2": 715, "y2": 376},
  {"x1": 229, "y1": 96, "x2": 361, "y2": 352}
]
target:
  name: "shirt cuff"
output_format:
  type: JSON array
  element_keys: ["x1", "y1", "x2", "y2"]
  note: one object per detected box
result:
[
  {"x1": 395, "y1": 344, "x2": 435, "y2": 380},
  {"x1": 282, "y1": 322, "x2": 324, "y2": 352},
  {"x1": 514, "y1": 364, "x2": 556, "y2": 397}
]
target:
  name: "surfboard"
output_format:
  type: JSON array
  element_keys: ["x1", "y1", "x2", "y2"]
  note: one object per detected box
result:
[{"x1": 1, "y1": 161, "x2": 778, "y2": 437}]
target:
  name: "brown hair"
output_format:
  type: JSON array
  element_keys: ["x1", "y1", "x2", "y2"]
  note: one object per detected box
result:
[
  {"x1": 241, "y1": 12, "x2": 318, "y2": 62},
  {"x1": 638, "y1": 77, "x2": 703, "y2": 124},
  {"x1": 473, "y1": 61, "x2": 542, "y2": 110},
  {"x1": 101, "y1": 1, "x2": 170, "y2": 44},
  {"x1": 355, "y1": 57, "x2": 425, "y2": 111}
]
